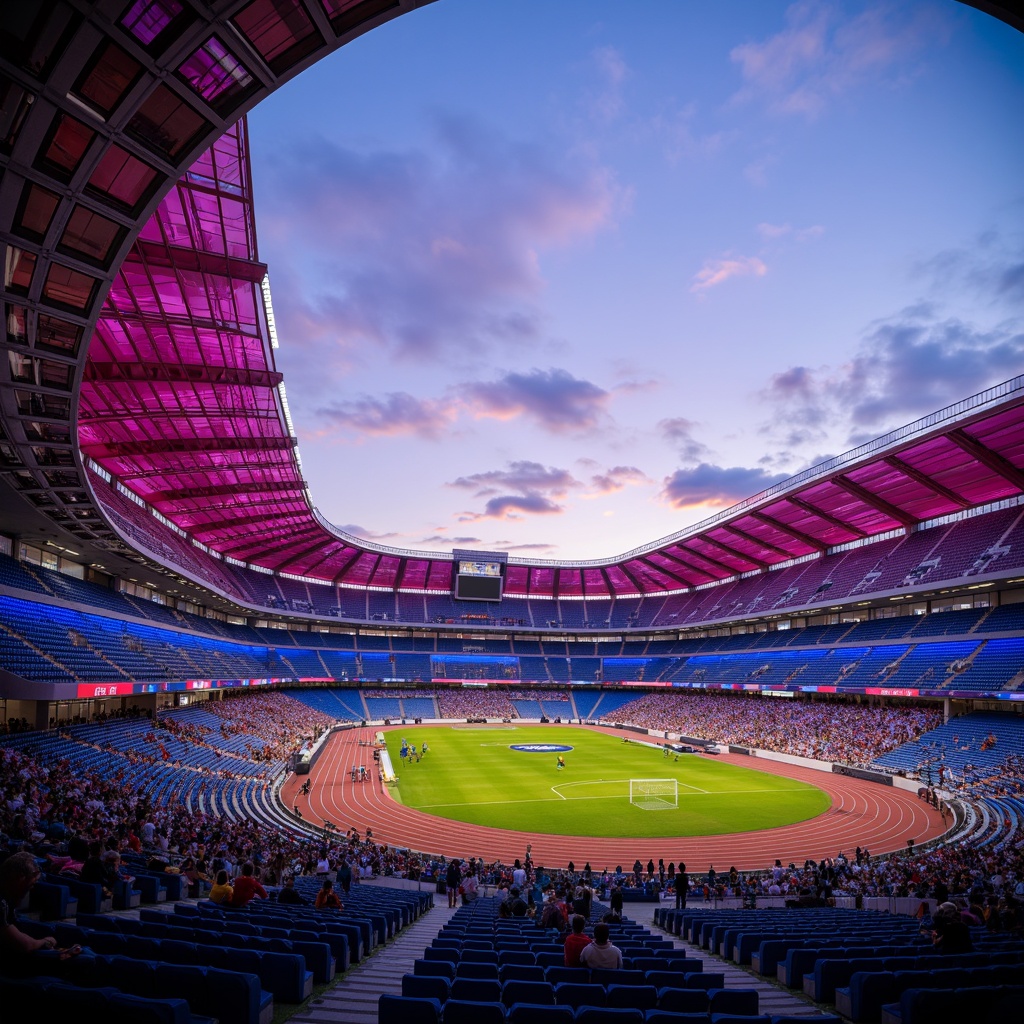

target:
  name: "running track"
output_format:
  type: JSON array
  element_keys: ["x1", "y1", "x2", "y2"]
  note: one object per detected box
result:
[{"x1": 281, "y1": 724, "x2": 946, "y2": 871}]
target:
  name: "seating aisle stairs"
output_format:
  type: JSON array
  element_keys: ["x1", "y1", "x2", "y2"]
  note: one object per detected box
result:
[
  {"x1": 636, "y1": 900, "x2": 827, "y2": 1022},
  {"x1": 286, "y1": 891, "x2": 458, "y2": 1024},
  {"x1": 287, "y1": 889, "x2": 826, "y2": 1024}
]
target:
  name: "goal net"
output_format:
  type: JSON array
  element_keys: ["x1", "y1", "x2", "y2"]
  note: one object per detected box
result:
[{"x1": 630, "y1": 778, "x2": 678, "y2": 811}]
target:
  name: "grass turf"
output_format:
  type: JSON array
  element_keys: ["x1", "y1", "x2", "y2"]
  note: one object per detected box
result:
[{"x1": 385, "y1": 725, "x2": 829, "y2": 838}]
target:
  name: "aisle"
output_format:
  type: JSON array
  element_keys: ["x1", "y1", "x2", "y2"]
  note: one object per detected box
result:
[{"x1": 286, "y1": 885, "x2": 456, "y2": 1024}]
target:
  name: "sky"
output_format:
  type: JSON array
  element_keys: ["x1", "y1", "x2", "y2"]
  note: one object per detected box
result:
[{"x1": 246, "y1": 0, "x2": 1024, "y2": 561}]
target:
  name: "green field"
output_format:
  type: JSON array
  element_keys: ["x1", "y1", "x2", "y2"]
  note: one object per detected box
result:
[{"x1": 385, "y1": 726, "x2": 829, "y2": 839}]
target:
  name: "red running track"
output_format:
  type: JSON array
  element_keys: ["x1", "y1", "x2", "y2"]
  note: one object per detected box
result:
[{"x1": 281, "y1": 724, "x2": 946, "y2": 871}]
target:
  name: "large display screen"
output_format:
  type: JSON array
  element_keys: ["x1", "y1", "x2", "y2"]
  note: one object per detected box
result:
[{"x1": 454, "y1": 573, "x2": 503, "y2": 601}]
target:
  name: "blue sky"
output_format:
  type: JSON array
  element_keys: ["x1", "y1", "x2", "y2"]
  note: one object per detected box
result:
[{"x1": 247, "y1": 0, "x2": 1024, "y2": 560}]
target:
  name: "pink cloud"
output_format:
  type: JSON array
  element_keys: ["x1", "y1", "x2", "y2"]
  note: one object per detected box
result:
[{"x1": 691, "y1": 254, "x2": 767, "y2": 294}]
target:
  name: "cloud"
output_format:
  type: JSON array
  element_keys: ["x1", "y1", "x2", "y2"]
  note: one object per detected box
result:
[
  {"x1": 589, "y1": 45, "x2": 630, "y2": 121},
  {"x1": 842, "y1": 313, "x2": 1024, "y2": 428},
  {"x1": 757, "y1": 222, "x2": 825, "y2": 242},
  {"x1": 691, "y1": 254, "x2": 767, "y2": 294},
  {"x1": 449, "y1": 459, "x2": 580, "y2": 521},
  {"x1": 916, "y1": 233, "x2": 1024, "y2": 307},
  {"x1": 463, "y1": 367, "x2": 610, "y2": 433},
  {"x1": 659, "y1": 417, "x2": 711, "y2": 463},
  {"x1": 730, "y1": 0, "x2": 948, "y2": 119},
  {"x1": 449, "y1": 460, "x2": 579, "y2": 497},
  {"x1": 461, "y1": 494, "x2": 565, "y2": 521},
  {"x1": 416, "y1": 534, "x2": 482, "y2": 545},
  {"x1": 318, "y1": 392, "x2": 457, "y2": 439},
  {"x1": 337, "y1": 523, "x2": 401, "y2": 541},
  {"x1": 661, "y1": 463, "x2": 791, "y2": 510},
  {"x1": 259, "y1": 114, "x2": 625, "y2": 370},
  {"x1": 760, "y1": 308, "x2": 1024, "y2": 444},
  {"x1": 588, "y1": 465, "x2": 649, "y2": 495}
]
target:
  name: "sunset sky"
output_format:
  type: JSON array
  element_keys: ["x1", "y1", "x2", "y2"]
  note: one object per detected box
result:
[{"x1": 246, "y1": 0, "x2": 1024, "y2": 560}]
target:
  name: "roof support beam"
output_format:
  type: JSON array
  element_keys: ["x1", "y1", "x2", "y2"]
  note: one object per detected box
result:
[
  {"x1": 130, "y1": 241, "x2": 269, "y2": 284},
  {"x1": 788, "y1": 496, "x2": 868, "y2": 539},
  {"x1": 637, "y1": 557, "x2": 689, "y2": 587},
  {"x1": 148, "y1": 479, "x2": 307, "y2": 503},
  {"x1": 747, "y1": 510, "x2": 827, "y2": 552},
  {"x1": 948, "y1": 428, "x2": 1024, "y2": 491},
  {"x1": 674, "y1": 543, "x2": 743, "y2": 577},
  {"x1": 83, "y1": 436, "x2": 297, "y2": 457},
  {"x1": 721, "y1": 521, "x2": 800, "y2": 559},
  {"x1": 84, "y1": 362, "x2": 283, "y2": 388},
  {"x1": 882, "y1": 455, "x2": 969, "y2": 508},
  {"x1": 331, "y1": 549, "x2": 364, "y2": 585},
  {"x1": 832, "y1": 474, "x2": 917, "y2": 527},
  {"x1": 665, "y1": 546, "x2": 733, "y2": 579},
  {"x1": 701, "y1": 532, "x2": 770, "y2": 569}
]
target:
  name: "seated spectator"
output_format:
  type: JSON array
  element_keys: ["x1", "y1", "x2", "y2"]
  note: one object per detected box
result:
[
  {"x1": 314, "y1": 877, "x2": 342, "y2": 910},
  {"x1": 229, "y1": 862, "x2": 266, "y2": 908},
  {"x1": 563, "y1": 914, "x2": 592, "y2": 966},
  {"x1": 579, "y1": 921, "x2": 622, "y2": 970},
  {"x1": 932, "y1": 901, "x2": 973, "y2": 955},
  {"x1": 209, "y1": 869, "x2": 233, "y2": 905},
  {"x1": 0, "y1": 852, "x2": 63, "y2": 958},
  {"x1": 277, "y1": 875, "x2": 307, "y2": 905}
]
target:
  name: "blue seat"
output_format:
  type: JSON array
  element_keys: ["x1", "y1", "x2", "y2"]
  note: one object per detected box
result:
[
  {"x1": 554, "y1": 982, "x2": 606, "y2": 1008},
  {"x1": 508, "y1": 1004, "x2": 574, "y2": 1024},
  {"x1": 708, "y1": 989, "x2": 759, "y2": 1016},
  {"x1": 645, "y1": 1013, "x2": 711, "y2": 1024},
  {"x1": 416, "y1": 959, "x2": 456, "y2": 980},
  {"x1": 442, "y1": 999, "x2": 506, "y2": 1024},
  {"x1": 500, "y1": 965, "x2": 545, "y2": 983},
  {"x1": 426, "y1": 948, "x2": 461, "y2": 964},
  {"x1": 403, "y1": 974, "x2": 451, "y2": 1002},
  {"x1": 379, "y1": 994, "x2": 442, "y2": 1024},
  {"x1": 501, "y1": 979, "x2": 555, "y2": 1007},
  {"x1": 576, "y1": 1009, "x2": 646, "y2": 1024},
  {"x1": 461, "y1": 950, "x2": 500, "y2": 965},
  {"x1": 449, "y1": 978, "x2": 502, "y2": 1003},
  {"x1": 683, "y1": 974, "x2": 724, "y2": 991},
  {"x1": 608, "y1": 984, "x2": 659, "y2": 1010},
  {"x1": 456, "y1": 962, "x2": 500, "y2": 980},
  {"x1": 657, "y1": 988, "x2": 710, "y2": 1013},
  {"x1": 546, "y1": 967, "x2": 590, "y2": 985},
  {"x1": 499, "y1": 951, "x2": 537, "y2": 966}
]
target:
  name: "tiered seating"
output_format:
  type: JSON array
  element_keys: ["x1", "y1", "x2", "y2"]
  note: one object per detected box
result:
[
  {"x1": 655, "y1": 905, "x2": 1024, "y2": 1024},
  {"x1": 384, "y1": 896, "x2": 774, "y2": 1024}
]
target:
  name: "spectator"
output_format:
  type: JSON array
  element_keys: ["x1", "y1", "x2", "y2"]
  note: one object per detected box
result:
[
  {"x1": 580, "y1": 922, "x2": 622, "y2": 970},
  {"x1": 229, "y1": 862, "x2": 267, "y2": 908},
  {"x1": 0, "y1": 852, "x2": 63, "y2": 957},
  {"x1": 314, "y1": 878, "x2": 342, "y2": 910},
  {"x1": 563, "y1": 914, "x2": 592, "y2": 966},
  {"x1": 277, "y1": 875, "x2": 306, "y2": 905},
  {"x1": 209, "y1": 869, "x2": 233, "y2": 905}
]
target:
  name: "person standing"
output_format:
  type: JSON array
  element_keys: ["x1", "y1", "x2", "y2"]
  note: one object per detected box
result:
[
  {"x1": 675, "y1": 862, "x2": 689, "y2": 909},
  {"x1": 446, "y1": 859, "x2": 461, "y2": 909}
]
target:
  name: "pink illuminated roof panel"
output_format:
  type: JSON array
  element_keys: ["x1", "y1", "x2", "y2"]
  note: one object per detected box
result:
[{"x1": 81, "y1": 122, "x2": 1024, "y2": 600}]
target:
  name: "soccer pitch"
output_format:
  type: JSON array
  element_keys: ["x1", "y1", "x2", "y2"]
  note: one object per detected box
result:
[{"x1": 385, "y1": 725, "x2": 830, "y2": 839}]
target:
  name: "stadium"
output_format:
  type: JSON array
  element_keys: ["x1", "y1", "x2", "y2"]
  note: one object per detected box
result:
[{"x1": 1, "y1": 2, "x2": 1023, "y2": 1023}]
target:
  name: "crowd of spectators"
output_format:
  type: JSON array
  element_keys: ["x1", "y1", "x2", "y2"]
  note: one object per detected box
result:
[
  {"x1": 1, "y1": 688, "x2": 1022, "y2": 936},
  {"x1": 435, "y1": 688, "x2": 517, "y2": 718},
  {"x1": 614, "y1": 691, "x2": 942, "y2": 765}
]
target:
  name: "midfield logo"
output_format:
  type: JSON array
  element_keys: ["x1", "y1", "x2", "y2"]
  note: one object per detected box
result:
[{"x1": 509, "y1": 743, "x2": 574, "y2": 753}]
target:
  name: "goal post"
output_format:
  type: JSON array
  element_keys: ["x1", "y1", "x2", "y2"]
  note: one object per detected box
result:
[{"x1": 630, "y1": 778, "x2": 678, "y2": 811}]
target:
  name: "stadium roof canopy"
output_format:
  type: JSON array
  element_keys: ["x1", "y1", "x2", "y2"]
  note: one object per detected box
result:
[{"x1": 2, "y1": 0, "x2": 1023, "y2": 603}]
